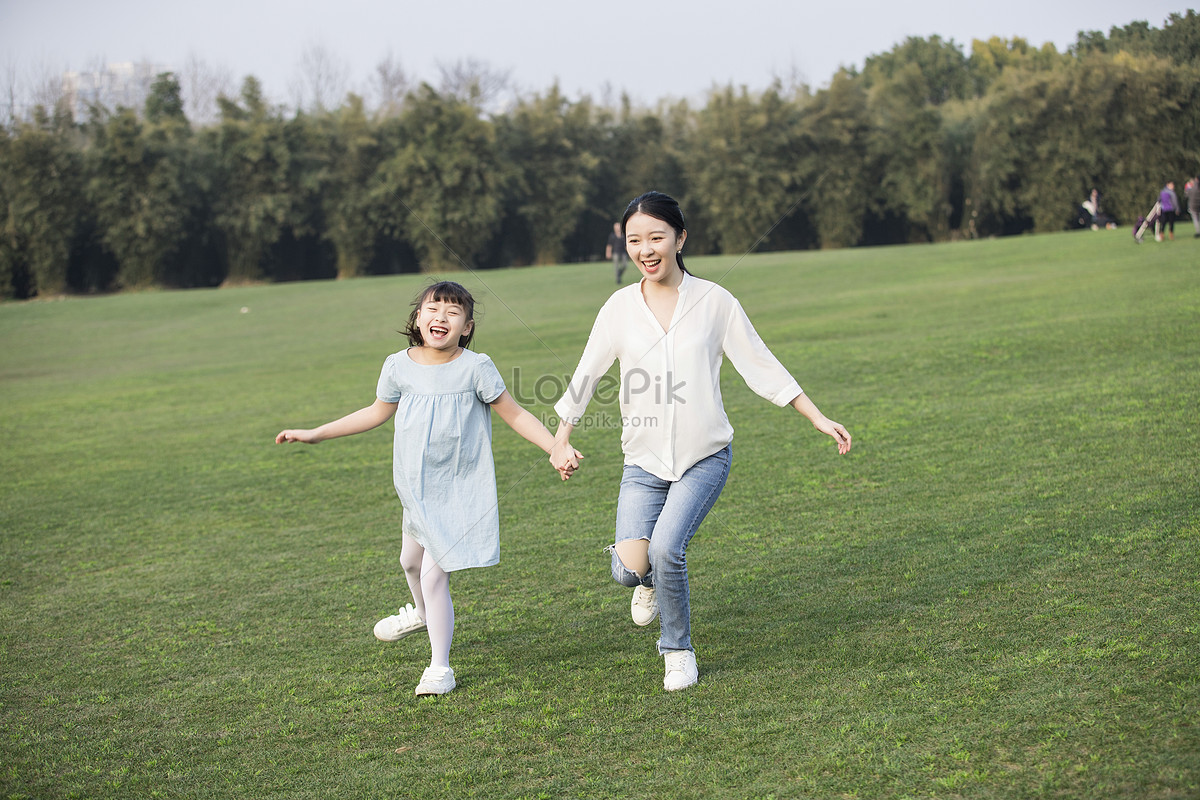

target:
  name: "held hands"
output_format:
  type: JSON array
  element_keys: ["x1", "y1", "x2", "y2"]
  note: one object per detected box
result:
[{"x1": 550, "y1": 440, "x2": 583, "y2": 481}]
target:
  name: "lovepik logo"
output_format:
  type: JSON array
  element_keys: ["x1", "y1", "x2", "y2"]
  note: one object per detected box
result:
[{"x1": 507, "y1": 367, "x2": 687, "y2": 407}]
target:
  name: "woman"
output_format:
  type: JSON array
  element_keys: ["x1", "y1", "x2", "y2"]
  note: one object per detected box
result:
[{"x1": 550, "y1": 191, "x2": 851, "y2": 691}]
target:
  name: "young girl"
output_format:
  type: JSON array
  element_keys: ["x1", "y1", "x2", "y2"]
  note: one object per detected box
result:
[
  {"x1": 550, "y1": 191, "x2": 851, "y2": 691},
  {"x1": 277, "y1": 281, "x2": 576, "y2": 697}
]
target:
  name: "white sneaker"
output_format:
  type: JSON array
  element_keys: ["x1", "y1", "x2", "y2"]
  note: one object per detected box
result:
[
  {"x1": 631, "y1": 585, "x2": 659, "y2": 626},
  {"x1": 663, "y1": 650, "x2": 698, "y2": 691},
  {"x1": 415, "y1": 666, "x2": 456, "y2": 696},
  {"x1": 373, "y1": 603, "x2": 426, "y2": 642}
]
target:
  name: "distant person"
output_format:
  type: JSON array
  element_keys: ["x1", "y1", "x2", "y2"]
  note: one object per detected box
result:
[
  {"x1": 1157, "y1": 180, "x2": 1179, "y2": 242},
  {"x1": 276, "y1": 281, "x2": 578, "y2": 697},
  {"x1": 551, "y1": 191, "x2": 851, "y2": 692},
  {"x1": 1082, "y1": 189, "x2": 1116, "y2": 230},
  {"x1": 1186, "y1": 177, "x2": 1200, "y2": 238},
  {"x1": 605, "y1": 221, "x2": 628, "y2": 285},
  {"x1": 1080, "y1": 193, "x2": 1098, "y2": 229}
]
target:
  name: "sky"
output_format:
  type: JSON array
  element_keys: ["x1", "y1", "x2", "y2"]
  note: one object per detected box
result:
[{"x1": 1, "y1": 0, "x2": 1193, "y2": 109}]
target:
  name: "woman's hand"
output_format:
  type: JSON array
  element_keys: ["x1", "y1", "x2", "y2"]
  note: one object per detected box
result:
[
  {"x1": 789, "y1": 393, "x2": 851, "y2": 455},
  {"x1": 812, "y1": 416, "x2": 852, "y2": 455}
]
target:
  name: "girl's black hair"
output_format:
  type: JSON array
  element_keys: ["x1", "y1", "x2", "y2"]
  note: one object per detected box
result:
[
  {"x1": 402, "y1": 281, "x2": 476, "y2": 348},
  {"x1": 621, "y1": 190, "x2": 689, "y2": 275}
]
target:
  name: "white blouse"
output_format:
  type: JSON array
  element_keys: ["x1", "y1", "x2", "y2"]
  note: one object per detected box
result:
[{"x1": 554, "y1": 273, "x2": 802, "y2": 481}]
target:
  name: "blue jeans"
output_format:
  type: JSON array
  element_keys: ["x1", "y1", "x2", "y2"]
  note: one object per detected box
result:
[{"x1": 610, "y1": 445, "x2": 732, "y2": 654}]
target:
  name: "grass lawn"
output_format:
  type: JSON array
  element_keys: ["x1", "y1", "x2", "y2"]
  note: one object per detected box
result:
[{"x1": 1, "y1": 230, "x2": 1197, "y2": 799}]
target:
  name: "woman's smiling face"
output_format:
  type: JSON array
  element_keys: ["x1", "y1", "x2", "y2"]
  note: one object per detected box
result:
[{"x1": 625, "y1": 212, "x2": 686, "y2": 285}]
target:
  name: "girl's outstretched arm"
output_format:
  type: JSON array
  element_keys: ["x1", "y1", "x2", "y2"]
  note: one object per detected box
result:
[
  {"x1": 789, "y1": 392, "x2": 852, "y2": 455},
  {"x1": 276, "y1": 399, "x2": 399, "y2": 444},
  {"x1": 490, "y1": 391, "x2": 581, "y2": 480}
]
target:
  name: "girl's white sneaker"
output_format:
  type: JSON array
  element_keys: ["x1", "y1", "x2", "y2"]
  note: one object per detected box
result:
[
  {"x1": 415, "y1": 666, "x2": 456, "y2": 696},
  {"x1": 663, "y1": 650, "x2": 698, "y2": 691},
  {"x1": 373, "y1": 603, "x2": 427, "y2": 642}
]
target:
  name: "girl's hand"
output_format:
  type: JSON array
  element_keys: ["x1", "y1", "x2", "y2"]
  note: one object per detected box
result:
[
  {"x1": 276, "y1": 429, "x2": 318, "y2": 444},
  {"x1": 813, "y1": 417, "x2": 852, "y2": 455}
]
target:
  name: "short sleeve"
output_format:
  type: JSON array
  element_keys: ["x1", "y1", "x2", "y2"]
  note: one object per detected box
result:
[
  {"x1": 376, "y1": 354, "x2": 402, "y2": 402},
  {"x1": 473, "y1": 353, "x2": 507, "y2": 404}
]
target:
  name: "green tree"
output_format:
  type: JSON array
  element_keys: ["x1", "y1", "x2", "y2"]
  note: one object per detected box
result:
[
  {"x1": 857, "y1": 36, "x2": 985, "y2": 242},
  {"x1": 864, "y1": 64, "x2": 950, "y2": 241},
  {"x1": 1075, "y1": 19, "x2": 1157, "y2": 57},
  {"x1": 497, "y1": 85, "x2": 599, "y2": 264},
  {"x1": 685, "y1": 85, "x2": 801, "y2": 253},
  {"x1": 145, "y1": 72, "x2": 185, "y2": 121},
  {"x1": 966, "y1": 51, "x2": 1200, "y2": 233},
  {"x1": 606, "y1": 98, "x2": 690, "y2": 216},
  {"x1": 275, "y1": 110, "x2": 336, "y2": 281},
  {"x1": 316, "y1": 95, "x2": 384, "y2": 278},
  {"x1": 969, "y1": 37, "x2": 1066, "y2": 96},
  {"x1": 1157, "y1": 10, "x2": 1200, "y2": 65},
  {"x1": 0, "y1": 127, "x2": 18, "y2": 297},
  {"x1": 1081, "y1": 52, "x2": 1200, "y2": 224},
  {"x1": 967, "y1": 65, "x2": 1066, "y2": 235},
  {"x1": 207, "y1": 76, "x2": 293, "y2": 282},
  {"x1": 1068, "y1": 12, "x2": 1200, "y2": 64},
  {"x1": 376, "y1": 85, "x2": 504, "y2": 271},
  {"x1": 862, "y1": 35, "x2": 971, "y2": 105},
  {"x1": 559, "y1": 98, "x2": 689, "y2": 262},
  {"x1": 2, "y1": 106, "x2": 83, "y2": 296},
  {"x1": 86, "y1": 74, "x2": 197, "y2": 288},
  {"x1": 795, "y1": 71, "x2": 873, "y2": 248}
]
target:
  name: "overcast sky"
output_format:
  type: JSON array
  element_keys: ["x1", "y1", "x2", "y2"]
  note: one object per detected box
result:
[{"x1": 1, "y1": 0, "x2": 1192, "y2": 108}]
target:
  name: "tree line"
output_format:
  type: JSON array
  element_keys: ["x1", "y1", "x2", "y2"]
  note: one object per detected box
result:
[{"x1": 2, "y1": 12, "x2": 1198, "y2": 299}]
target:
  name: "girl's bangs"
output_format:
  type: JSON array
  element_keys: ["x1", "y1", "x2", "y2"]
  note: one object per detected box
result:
[{"x1": 424, "y1": 282, "x2": 474, "y2": 311}]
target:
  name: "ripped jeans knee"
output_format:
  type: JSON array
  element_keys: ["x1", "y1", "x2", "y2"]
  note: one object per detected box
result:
[{"x1": 606, "y1": 542, "x2": 653, "y2": 587}]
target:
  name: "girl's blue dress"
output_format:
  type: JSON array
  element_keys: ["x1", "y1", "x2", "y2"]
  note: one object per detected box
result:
[{"x1": 376, "y1": 349, "x2": 507, "y2": 571}]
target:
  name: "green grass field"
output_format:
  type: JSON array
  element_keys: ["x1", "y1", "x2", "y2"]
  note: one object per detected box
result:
[{"x1": 1, "y1": 230, "x2": 1197, "y2": 799}]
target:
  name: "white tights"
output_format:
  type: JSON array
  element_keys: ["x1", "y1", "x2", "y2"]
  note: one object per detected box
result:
[{"x1": 399, "y1": 533, "x2": 454, "y2": 669}]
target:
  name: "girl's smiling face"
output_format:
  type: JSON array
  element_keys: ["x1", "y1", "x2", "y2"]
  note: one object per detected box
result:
[
  {"x1": 625, "y1": 212, "x2": 686, "y2": 285},
  {"x1": 415, "y1": 298, "x2": 473, "y2": 352}
]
